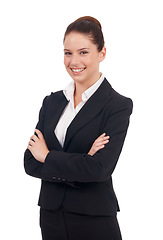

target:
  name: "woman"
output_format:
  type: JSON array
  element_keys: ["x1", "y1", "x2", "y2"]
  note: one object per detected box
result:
[{"x1": 24, "y1": 16, "x2": 133, "y2": 240}]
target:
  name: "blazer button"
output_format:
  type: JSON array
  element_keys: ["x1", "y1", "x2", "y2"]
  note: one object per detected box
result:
[
  {"x1": 57, "y1": 177, "x2": 61, "y2": 180},
  {"x1": 53, "y1": 176, "x2": 57, "y2": 179},
  {"x1": 62, "y1": 179, "x2": 66, "y2": 181}
]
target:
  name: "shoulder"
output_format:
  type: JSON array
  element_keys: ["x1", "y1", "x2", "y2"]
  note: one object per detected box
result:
[
  {"x1": 103, "y1": 78, "x2": 133, "y2": 113},
  {"x1": 47, "y1": 90, "x2": 65, "y2": 102},
  {"x1": 42, "y1": 90, "x2": 67, "y2": 106},
  {"x1": 111, "y1": 88, "x2": 133, "y2": 109}
]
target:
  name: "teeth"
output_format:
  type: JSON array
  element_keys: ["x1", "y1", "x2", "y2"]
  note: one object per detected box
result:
[{"x1": 71, "y1": 68, "x2": 85, "y2": 73}]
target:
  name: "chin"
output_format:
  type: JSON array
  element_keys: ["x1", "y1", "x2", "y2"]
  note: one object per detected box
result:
[
  {"x1": 67, "y1": 70, "x2": 87, "y2": 83},
  {"x1": 71, "y1": 75, "x2": 87, "y2": 84}
]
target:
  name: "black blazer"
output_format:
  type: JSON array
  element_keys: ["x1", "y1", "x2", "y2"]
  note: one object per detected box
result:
[{"x1": 24, "y1": 78, "x2": 133, "y2": 216}]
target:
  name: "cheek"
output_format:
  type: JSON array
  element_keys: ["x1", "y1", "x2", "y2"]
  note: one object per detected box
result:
[
  {"x1": 87, "y1": 53, "x2": 99, "y2": 66},
  {"x1": 86, "y1": 58, "x2": 98, "y2": 69},
  {"x1": 64, "y1": 57, "x2": 69, "y2": 67}
]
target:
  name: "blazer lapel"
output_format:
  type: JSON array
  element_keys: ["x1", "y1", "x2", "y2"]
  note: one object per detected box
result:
[
  {"x1": 47, "y1": 94, "x2": 68, "y2": 151},
  {"x1": 63, "y1": 79, "x2": 112, "y2": 150}
]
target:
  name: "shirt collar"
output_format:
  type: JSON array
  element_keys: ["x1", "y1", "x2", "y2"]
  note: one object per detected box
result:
[
  {"x1": 63, "y1": 73, "x2": 105, "y2": 102},
  {"x1": 82, "y1": 73, "x2": 104, "y2": 101},
  {"x1": 63, "y1": 81, "x2": 75, "y2": 102}
]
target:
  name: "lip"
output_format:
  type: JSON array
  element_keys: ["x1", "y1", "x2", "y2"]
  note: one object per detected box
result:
[{"x1": 70, "y1": 67, "x2": 86, "y2": 74}]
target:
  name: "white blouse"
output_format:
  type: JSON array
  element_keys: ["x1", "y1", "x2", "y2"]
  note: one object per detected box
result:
[{"x1": 54, "y1": 74, "x2": 105, "y2": 147}]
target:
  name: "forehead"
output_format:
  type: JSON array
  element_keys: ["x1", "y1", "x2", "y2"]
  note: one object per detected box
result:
[{"x1": 64, "y1": 32, "x2": 96, "y2": 50}]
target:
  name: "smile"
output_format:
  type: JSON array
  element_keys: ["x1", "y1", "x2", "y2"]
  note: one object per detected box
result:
[{"x1": 70, "y1": 67, "x2": 86, "y2": 73}]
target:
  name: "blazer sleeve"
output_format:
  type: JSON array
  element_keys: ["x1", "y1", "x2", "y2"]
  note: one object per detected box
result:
[
  {"x1": 24, "y1": 96, "x2": 48, "y2": 179},
  {"x1": 40, "y1": 97, "x2": 133, "y2": 183}
]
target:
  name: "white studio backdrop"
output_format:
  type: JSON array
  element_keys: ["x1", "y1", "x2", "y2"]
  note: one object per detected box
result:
[{"x1": 0, "y1": 0, "x2": 163, "y2": 239}]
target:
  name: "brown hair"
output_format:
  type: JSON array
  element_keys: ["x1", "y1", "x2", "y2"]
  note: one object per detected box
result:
[{"x1": 64, "y1": 16, "x2": 105, "y2": 52}]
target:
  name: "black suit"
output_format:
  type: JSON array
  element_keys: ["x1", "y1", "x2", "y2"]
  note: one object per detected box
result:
[{"x1": 24, "y1": 78, "x2": 133, "y2": 217}]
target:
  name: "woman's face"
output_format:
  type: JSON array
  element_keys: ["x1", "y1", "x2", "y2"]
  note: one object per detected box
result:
[{"x1": 64, "y1": 32, "x2": 106, "y2": 86}]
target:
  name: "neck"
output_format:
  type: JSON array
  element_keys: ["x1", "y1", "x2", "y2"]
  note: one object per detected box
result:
[{"x1": 74, "y1": 72, "x2": 101, "y2": 98}]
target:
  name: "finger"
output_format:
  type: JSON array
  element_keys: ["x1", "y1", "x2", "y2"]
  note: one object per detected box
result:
[
  {"x1": 102, "y1": 139, "x2": 109, "y2": 144},
  {"x1": 94, "y1": 145, "x2": 105, "y2": 152},
  {"x1": 27, "y1": 145, "x2": 31, "y2": 150},
  {"x1": 95, "y1": 136, "x2": 110, "y2": 144},
  {"x1": 96, "y1": 134, "x2": 110, "y2": 142},
  {"x1": 30, "y1": 135, "x2": 38, "y2": 142},
  {"x1": 95, "y1": 139, "x2": 109, "y2": 147},
  {"x1": 103, "y1": 137, "x2": 110, "y2": 142},
  {"x1": 103, "y1": 136, "x2": 110, "y2": 140},
  {"x1": 105, "y1": 135, "x2": 110, "y2": 138},
  {"x1": 28, "y1": 140, "x2": 34, "y2": 146},
  {"x1": 98, "y1": 133, "x2": 106, "y2": 138},
  {"x1": 96, "y1": 141, "x2": 109, "y2": 150},
  {"x1": 35, "y1": 129, "x2": 43, "y2": 139},
  {"x1": 95, "y1": 133, "x2": 105, "y2": 141}
]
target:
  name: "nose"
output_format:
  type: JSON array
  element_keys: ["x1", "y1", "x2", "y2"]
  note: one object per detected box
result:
[{"x1": 70, "y1": 53, "x2": 81, "y2": 66}]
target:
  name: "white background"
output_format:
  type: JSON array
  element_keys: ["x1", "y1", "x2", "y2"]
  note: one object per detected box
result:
[{"x1": 0, "y1": 0, "x2": 163, "y2": 239}]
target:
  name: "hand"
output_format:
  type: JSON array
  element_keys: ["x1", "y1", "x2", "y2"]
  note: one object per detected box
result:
[
  {"x1": 88, "y1": 133, "x2": 110, "y2": 156},
  {"x1": 27, "y1": 129, "x2": 50, "y2": 163}
]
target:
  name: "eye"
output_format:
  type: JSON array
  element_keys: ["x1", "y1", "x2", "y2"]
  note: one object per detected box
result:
[
  {"x1": 64, "y1": 52, "x2": 72, "y2": 56},
  {"x1": 80, "y1": 51, "x2": 88, "y2": 55}
]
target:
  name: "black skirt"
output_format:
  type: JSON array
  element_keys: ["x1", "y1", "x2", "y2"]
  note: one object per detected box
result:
[{"x1": 40, "y1": 208, "x2": 122, "y2": 240}]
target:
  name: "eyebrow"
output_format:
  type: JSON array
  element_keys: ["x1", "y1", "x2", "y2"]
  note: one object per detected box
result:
[{"x1": 64, "y1": 48, "x2": 90, "y2": 51}]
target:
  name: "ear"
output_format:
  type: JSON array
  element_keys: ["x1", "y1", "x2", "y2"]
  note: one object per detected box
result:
[{"x1": 99, "y1": 47, "x2": 106, "y2": 62}]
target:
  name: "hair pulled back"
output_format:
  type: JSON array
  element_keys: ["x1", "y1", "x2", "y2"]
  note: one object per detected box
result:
[{"x1": 64, "y1": 16, "x2": 105, "y2": 52}]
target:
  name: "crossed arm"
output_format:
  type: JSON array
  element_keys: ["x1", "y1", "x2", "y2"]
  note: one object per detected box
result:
[
  {"x1": 25, "y1": 93, "x2": 132, "y2": 183},
  {"x1": 27, "y1": 129, "x2": 110, "y2": 163}
]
